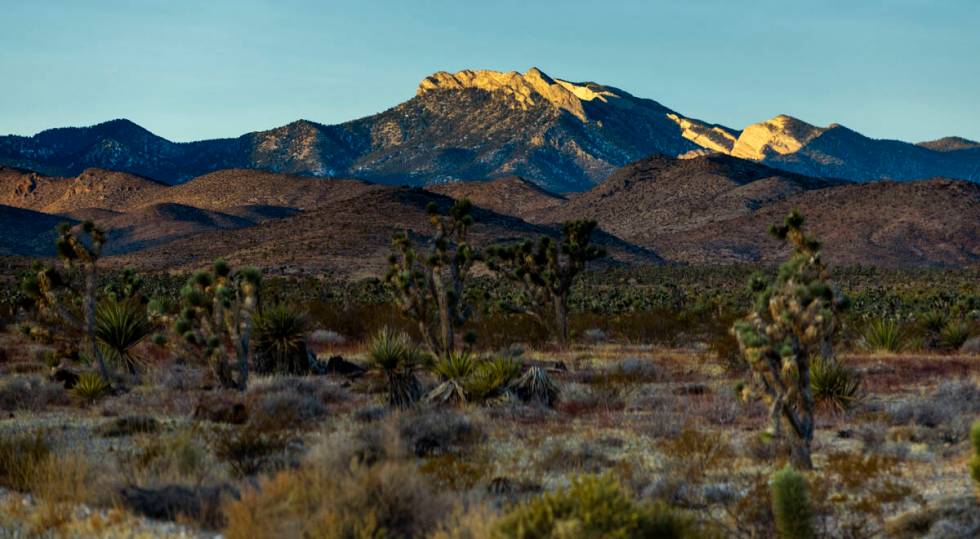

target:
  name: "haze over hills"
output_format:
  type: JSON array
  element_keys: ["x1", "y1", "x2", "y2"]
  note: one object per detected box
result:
[{"x1": 3, "y1": 68, "x2": 979, "y2": 191}]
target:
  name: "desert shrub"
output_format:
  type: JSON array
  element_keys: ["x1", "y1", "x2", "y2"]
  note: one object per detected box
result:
[
  {"x1": 659, "y1": 427, "x2": 735, "y2": 486},
  {"x1": 224, "y1": 460, "x2": 450, "y2": 539},
  {"x1": 366, "y1": 327, "x2": 425, "y2": 408},
  {"x1": 496, "y1": 474, "x2": 697, "y2": 539},
  {"x1": 398, "y1": 408, "x2": 483, "y2": 457},
  {"x1": 558, "y1": 381, "x2": 625, "y2": 417},
  {"x1": 861, "y1": 318, "x2": 906, "y2": 353},
  {"x1": 419, "y1": 452, "x2": 492, "y2": 490},
  {"x1": 970, "y1": 420, "x2": 980, "y2": 488},
  {"x1": 770, "y1": 466, "x2": 815, "y2": 539},
  {"x1": 253, "y1": 303, "x2": 310, "y2": 375},
  {"x1": 809, "y1": 451, "x2": 924, "y2": 537},
  {"x1": 248, "y1": 375, "x2": 349, "y2": 404},
  {"x1": 810, "y1": 356, "x2": 862, "y2": 412},
  {"x1": 539, "y1": 440, "x2": 614, "y2": 474},
  {"x1": 211, "y1": 426, "x2": 291, "y2": 478},
  {"x1": 0, "y1": 433, "x2": 51, "y2": 491},
  {"x1": 95, "y1": 298, "x2": 153, "y2": 374},
  {"x1": 72, "y1": 371, "x2": 111, "y2": 403},
  {"x1": 119, "y1": 427, "x2": 215, "y2": 486},
  {"x1": 886, "y1": 380, "x2": 980, "y2": 434},
  {"x1": 248, "y1": 390, "x2": 327, "y2": 430},
  {"x1": 97, "y1": 415, "x2": 161, "y2": 437},
  {"x1": 0, "y1": 375, "x2": 68, "y2": 411},
  {"x1": 938, "y1": 320, "x2": 970, "y2": 350}
]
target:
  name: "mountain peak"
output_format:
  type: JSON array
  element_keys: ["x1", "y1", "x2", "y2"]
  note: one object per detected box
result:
[
  {"x1": 917, "y1": 136, "x2": 980, "y2": 152},
  {"x1": 730, "y1": 114, "x2": 826, "y2": 160},
  {"x1": 416, "y1": 68, "x2": 617, "y2": 122}
]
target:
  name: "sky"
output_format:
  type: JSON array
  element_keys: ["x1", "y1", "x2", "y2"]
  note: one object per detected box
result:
[{"x1": 1, "y1": 0, "x2": 977, "y2": 143}]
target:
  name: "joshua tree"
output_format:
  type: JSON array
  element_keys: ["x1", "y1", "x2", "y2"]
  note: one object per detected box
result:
[
  {"x1": 487, "y1": 220, "x2": 605, "y2": 347},
  {"x1": 20, "y1": 222, "x2": 113, "y2": 380},
  {"x1": 385, "y1": 199, "x2": 479, "y2": 358},
  {"x1": 732, "y1": 211, "x2": 848, "y2": 469},
  {"x1": 172, "y1": 259, "x2": 261, "y2": 390}
]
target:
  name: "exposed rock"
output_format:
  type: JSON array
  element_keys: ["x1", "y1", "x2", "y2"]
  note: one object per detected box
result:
[
  {"x1": 730, "y1": 114, "x2": 826, "y2": 160},
  {"x1": 117, "y1": 484, "x2": 238, "y2": 529},
  {"x1": 960, "y1": 336, "x2": 980, "y2": 355}
]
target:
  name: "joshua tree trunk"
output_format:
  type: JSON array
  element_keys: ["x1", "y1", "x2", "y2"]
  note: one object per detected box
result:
[
  {"x1": 85, "y1": 264, "x2": 111, "y2": 380},
  {"x1": 553, "y1": 293, "x2": 569, "y2": 349}
]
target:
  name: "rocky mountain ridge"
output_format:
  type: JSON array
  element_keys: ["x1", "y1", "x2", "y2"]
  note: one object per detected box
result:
[{"x1": 4, "y1": 68, "x2": 977, "y2": 190}]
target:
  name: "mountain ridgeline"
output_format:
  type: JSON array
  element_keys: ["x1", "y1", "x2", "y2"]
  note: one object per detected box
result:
[{"x1": 2, "y1": 68, "x2": 979, "y2": 191}]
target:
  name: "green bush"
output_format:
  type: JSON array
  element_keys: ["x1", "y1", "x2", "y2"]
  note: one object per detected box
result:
[
  {"x1": 861, "y1": 319, "x2": 906, "y2": 353},
  {"x1": 770, "y1": 466, "x2": 815, "y2": 539},
  {"x1": 496, "y1": 474, "x2": 697, "y2": 539},
  {"x1": 810, "y1": 356, "x2": 861, "y2": 413}
]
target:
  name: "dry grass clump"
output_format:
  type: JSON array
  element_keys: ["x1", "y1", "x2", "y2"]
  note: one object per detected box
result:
[
  {"x1": 118, "y1": 426, "x2": 218, "y2": 487},
  {"x1": 0, "y1": 374, "x2": 68, "y2": 411},
  {"x1": 224, "y1": 459, "x2": 450, "y2": 539},
  {"x1": 0, "y1": 433, "x2": 51, "y2": 491}
]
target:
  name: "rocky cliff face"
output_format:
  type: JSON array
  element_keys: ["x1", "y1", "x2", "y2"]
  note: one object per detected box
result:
[{"x1": 2, "y1": 68, "x2": 979, "y2": 189}]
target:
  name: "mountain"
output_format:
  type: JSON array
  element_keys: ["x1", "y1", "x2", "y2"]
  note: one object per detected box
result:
[
  {"x1": 105, "y1": 187, "x2": 660, "y2": 277},
  {"x1": 2, "y1": 68, "x2": 978, "y2": 189},
  {"x1": 673, "y1": 115, "x2": 980, "y2": 183},
  {"x1": 427, "y1": 176, "x2": 566, "y2": 217},
  {"x1": 428, "y1": 154, "x2": 980, "y2": 267},
  {"x1": 660, "y1": 178, "x2": 980, "y2": 267},
  {"x1": 525, "y1": 154, "x2": 842, "y2": 243},
  {"x1": 1, "y1": 154, "x2": 978, "y2": 270}
]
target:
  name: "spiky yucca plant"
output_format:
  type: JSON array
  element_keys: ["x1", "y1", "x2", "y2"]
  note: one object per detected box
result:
[
  {"x1": 95, "y1": 299, "x2": 153, "y2": 374},
  {"x1": 367, "y1": 327, "x2": 424, "y2": 408},
  {"x1": 939, "y1": 320, "x2": 970, "y2": 350},
  {"x1": 810, "y1": 356, "x2": 861, "y2": 413},
  {"x1": 73, "y1": 372, "x2": 110, "y2": 403},
  {"x1": 861, "y1": 318, "x2": 905, "y2": 353},
  {"x1": 253, "y1": 303, "x2": 309, "y2": 375},
  {"x1": 466, "y1": 356, "x2": 523, "y2": 402},
  {"x1": 509, "y1": 366, "x2": 560, "y2": 407}
]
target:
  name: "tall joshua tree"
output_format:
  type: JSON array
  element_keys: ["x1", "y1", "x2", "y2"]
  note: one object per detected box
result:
[
  {"x1": 21, "y1": 222, "x2": 113, "y2": 380},
  {"x1": 172, "y1": 259, "x2": 261, "y2": 390},
  {"x1": 732, "y1": 211, "x2": 847, "y2": 469},
  {"x1": 487, "y1": 220, "x2": 605, "y2": 348},
  {"x1": 385, "y1": 199, "x2": 478, "y2": 359}
]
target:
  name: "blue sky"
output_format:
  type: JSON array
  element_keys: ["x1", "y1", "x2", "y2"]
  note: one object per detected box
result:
[{"x1": 1, "y1": 0, "x2": 977, "y2": 142}]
